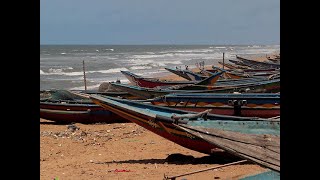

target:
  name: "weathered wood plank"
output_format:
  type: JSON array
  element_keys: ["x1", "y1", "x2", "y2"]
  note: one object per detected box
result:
[{"x1": 176, "y1": 124, "x2": 280, "y2": 172}]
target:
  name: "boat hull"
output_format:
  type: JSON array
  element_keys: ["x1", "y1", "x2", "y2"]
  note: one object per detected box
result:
[
  {"x1": 91, "y1": 98, "x2": 220, "y2": 154},
  {"x1": 151, "y1": 105, "x2": 279, "y2": 118},
  {"x1": 40, "y1": 102, "x2": 128, "y2": 124}
]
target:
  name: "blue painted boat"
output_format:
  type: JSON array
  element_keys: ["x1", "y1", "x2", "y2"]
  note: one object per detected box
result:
[
  {"x1": 110, "y1": 78, "x2": 280, "y2": 99},
  {"x1": 89, "y1": 95, "x2": 280, "y2": 172},
  {"x1": 151, "y1": 93, "x2": 280, "y2": 118},
  {"x1": 40, "y1": 90, "x2": 129, "y2": 123},
  {"x1": 164, "y1": 67, "x2": 207, "y2": 81}
]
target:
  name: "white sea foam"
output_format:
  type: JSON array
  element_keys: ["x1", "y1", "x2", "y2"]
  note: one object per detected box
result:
[
  {"x1": 61, "y1": 53, "x2": 66, "y2": 55},
  {"x1": 41, "y1": 67, "x2": 128, "y2": 76},
  {"x1": 214, "y1": 46, "x2": 226, "y2": 49},
  {"x1": 89, "y1": 68, "x2": 128, "y2": 74},
  {"x1": 69, "y1": 84, "x2": 101, "y2": 90},
  {"x1": 130, "y1": 66, "x2": 152, "y2": 70},
  {"x1": 61, "y1": 72, "x2": 84, "y2": 76},
  {"x1": 105, "y1": 48, "x2": 114, "y2": 51}
]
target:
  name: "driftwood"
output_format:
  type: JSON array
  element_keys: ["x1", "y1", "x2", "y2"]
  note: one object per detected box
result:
[{"x1": 175, "y1": 124, "x2": 280, "y2": 172}]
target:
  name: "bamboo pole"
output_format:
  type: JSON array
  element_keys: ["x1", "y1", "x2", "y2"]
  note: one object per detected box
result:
[
  {"x1": 164, "y1": 160, "x2": 247, "y2": 180},
  {"x1": 82, "y1": 60, "x2": 87, "y2": 93},
  {"x1": 222, "y1": 52, "x2": 225, "y2": 70}
]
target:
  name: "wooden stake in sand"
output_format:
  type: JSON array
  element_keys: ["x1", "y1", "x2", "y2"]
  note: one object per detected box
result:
[
  {"x1": 82, "y1": 60, "x2": 87, "y2": 93},
  {"x1": 222, "y1": 52, "x2": 225, "y2": 70},
  {"x1": 163, "y1": 160, "x2": 247, "y2": 180}
]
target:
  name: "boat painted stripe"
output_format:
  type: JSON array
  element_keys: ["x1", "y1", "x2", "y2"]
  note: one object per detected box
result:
[
  {"x1": 93, "y1": 100, "x2": 193, "y2": 137},
  {"x1": 40, "y1": 108, "x2": 90, "y2": 115},
  {"x1": 154, "y1": 101, "x2": 280, "y2": 108}
]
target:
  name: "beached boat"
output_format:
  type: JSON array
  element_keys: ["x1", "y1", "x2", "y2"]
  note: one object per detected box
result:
[
  {"x1": 236, "y1": 55, "x2": 280, "y2": 69},
  {"x1": 40, "y1": 90, "x2": 128, "y2": 123},
  {"x1": 218, "y1": 61, "x2": 250, "y2": 70},
  {"x1": 110, "y1": 78, "x2": 280, "y2": 99},
  {"x1": 175, "y1": 121, "x2": 280, "y2": 171},
  {"x1": 164, "y1": 68, "x2": 207, "y2": 81},
  {"x1": 267, "y1": 57, "x2": 280, "y2": 64},
  {"x1": 150, "y1": 93, "x2": 280, "y2": 118},
  {"x1": 40, "y1": 89, "x2": 136, "y2": 100},
  {"x1": 229, "y1": 59, "x2": 251, "y2": 67},
  {"x1": 89, "y1": 95, "x2": 280, "y2": 158},
  {"x1": 120, "y1": 70, "x2": 222, "y2": 88},
  {"x1": 210, "y1": 66, "x2": 277, "y2": 79}
]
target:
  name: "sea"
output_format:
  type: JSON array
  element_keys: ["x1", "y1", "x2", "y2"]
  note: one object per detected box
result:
[{"x1": 40, "y1": 45, "x2": 280, "y2": 90}]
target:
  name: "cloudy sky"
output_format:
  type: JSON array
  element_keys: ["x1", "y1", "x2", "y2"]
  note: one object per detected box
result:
[{"x1": 40, "y1": 0, "x2": 279, "y2": 45}]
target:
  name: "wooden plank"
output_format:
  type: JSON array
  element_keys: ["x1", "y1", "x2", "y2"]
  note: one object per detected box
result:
[{"x1": 175, "y1": 124, "x2": 280, "y2": 172}]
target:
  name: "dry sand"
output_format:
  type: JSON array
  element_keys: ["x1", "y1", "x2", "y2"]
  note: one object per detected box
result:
[
  {"x1": 40, "y1": 53, "x2": 278, "y2": 179},
  {"x1": 40, "y1": 119, "x2": 265, "y2": 180}
]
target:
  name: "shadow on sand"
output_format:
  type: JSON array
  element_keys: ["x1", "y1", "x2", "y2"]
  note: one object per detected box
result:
[
  {"x1": 93, "y1": 153, "x2": 245, "y2": 165},
  {"x1": 40, "y1": 121, "x2": 71, "y2": 125}
]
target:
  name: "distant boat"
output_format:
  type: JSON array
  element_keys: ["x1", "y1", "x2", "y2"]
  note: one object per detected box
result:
[{"x1": 120, "y1": 70, "x2": 223, "y2": 88}]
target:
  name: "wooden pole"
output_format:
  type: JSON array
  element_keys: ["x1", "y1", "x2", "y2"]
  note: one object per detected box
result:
[
  {"x1": 82, "y1": 60, "x2": 87, "y2": 93},
  {"x1": 164, "y1": 160, "x2": 247, "y2": 180},
  {"x1": 222, "y1": 52, "x2": 225, "y2": 70}
]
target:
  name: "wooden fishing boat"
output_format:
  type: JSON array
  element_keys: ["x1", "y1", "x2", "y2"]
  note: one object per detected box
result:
[
  {"x1": 183, "y1": 70, "x2": 208, "y2": 81},
  {"x1": 236, "y1": 55, "x2": 280, "y2": 69},
  {"x1": 40, "y1": 90, "x2": 128, "y2": 123},
  {"x1": 218, "y1": 61, "x2": 250, "y2": 70},
  {"x1": 110, "y1": 77, "x2": 280, "y2": 99},
  {"x1": 150, "y1": 93, "x2": 280, "y2": 118},
  {"x1": 164, "y1": 67, "x2": 193, "y2": 81},
  {"x1": 120, "y1": 70, "x2": 222, "y2": 88},
  {"x1": 267, "y1": 57, "x2": 280, "y2": 64},
  {"x1": 229, "y1": 59, "x2": 252, "y2": 67},
  {"x1": 214, "y1": 64, "x2": 278, "y2": 73},
  {"x1": 210, "y1": 67, "x2": 277, "y2": 79},
  {"x1": 40, "y1": 89, "x2": 137, "y2": 100},
  {"x1": 174, "y1": 121, "x2": 280, "y2": 171},
  {"x1": 89, "y1": 95, "x2": 279, "y2": 157}
]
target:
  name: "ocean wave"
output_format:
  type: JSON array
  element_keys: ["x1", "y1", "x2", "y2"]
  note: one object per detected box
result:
[
  {"x1": 41, "y1": 67, "x2": 127, "y2": 76},
  {"x1": 130, "y1": 66, "x2": 152, "y2": 70},
  {"x1": 105, "y1": 48, "x2": 114, "y2": 51},
  {"x1": 69, "y1": 84, "x2": 101, "y2": 90},
  {"x1": 214, "y1": 46, "x2": 226, "y2": 49},
  {"x1": 90, "y1": 67, "x2": 128, "y2": 74},
  {"x1": 131, "y1": 54, "x2": 175, "y2": 59},
  {"x1": 61, "y1": 53, "x2": 67, "y2": 55}
]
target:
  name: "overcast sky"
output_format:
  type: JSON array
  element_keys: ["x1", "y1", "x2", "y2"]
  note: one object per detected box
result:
[{"x1": 40, "y1": 0, "x2": 279, "y2": 45}]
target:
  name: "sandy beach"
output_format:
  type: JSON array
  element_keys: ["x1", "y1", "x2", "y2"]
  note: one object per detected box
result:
[
  {"x1": 40, "y1": 119, "x2": 265, "y2": 180},
  {"x1": 40, "y1": 53, "x2": 278, "y2": 179}
]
